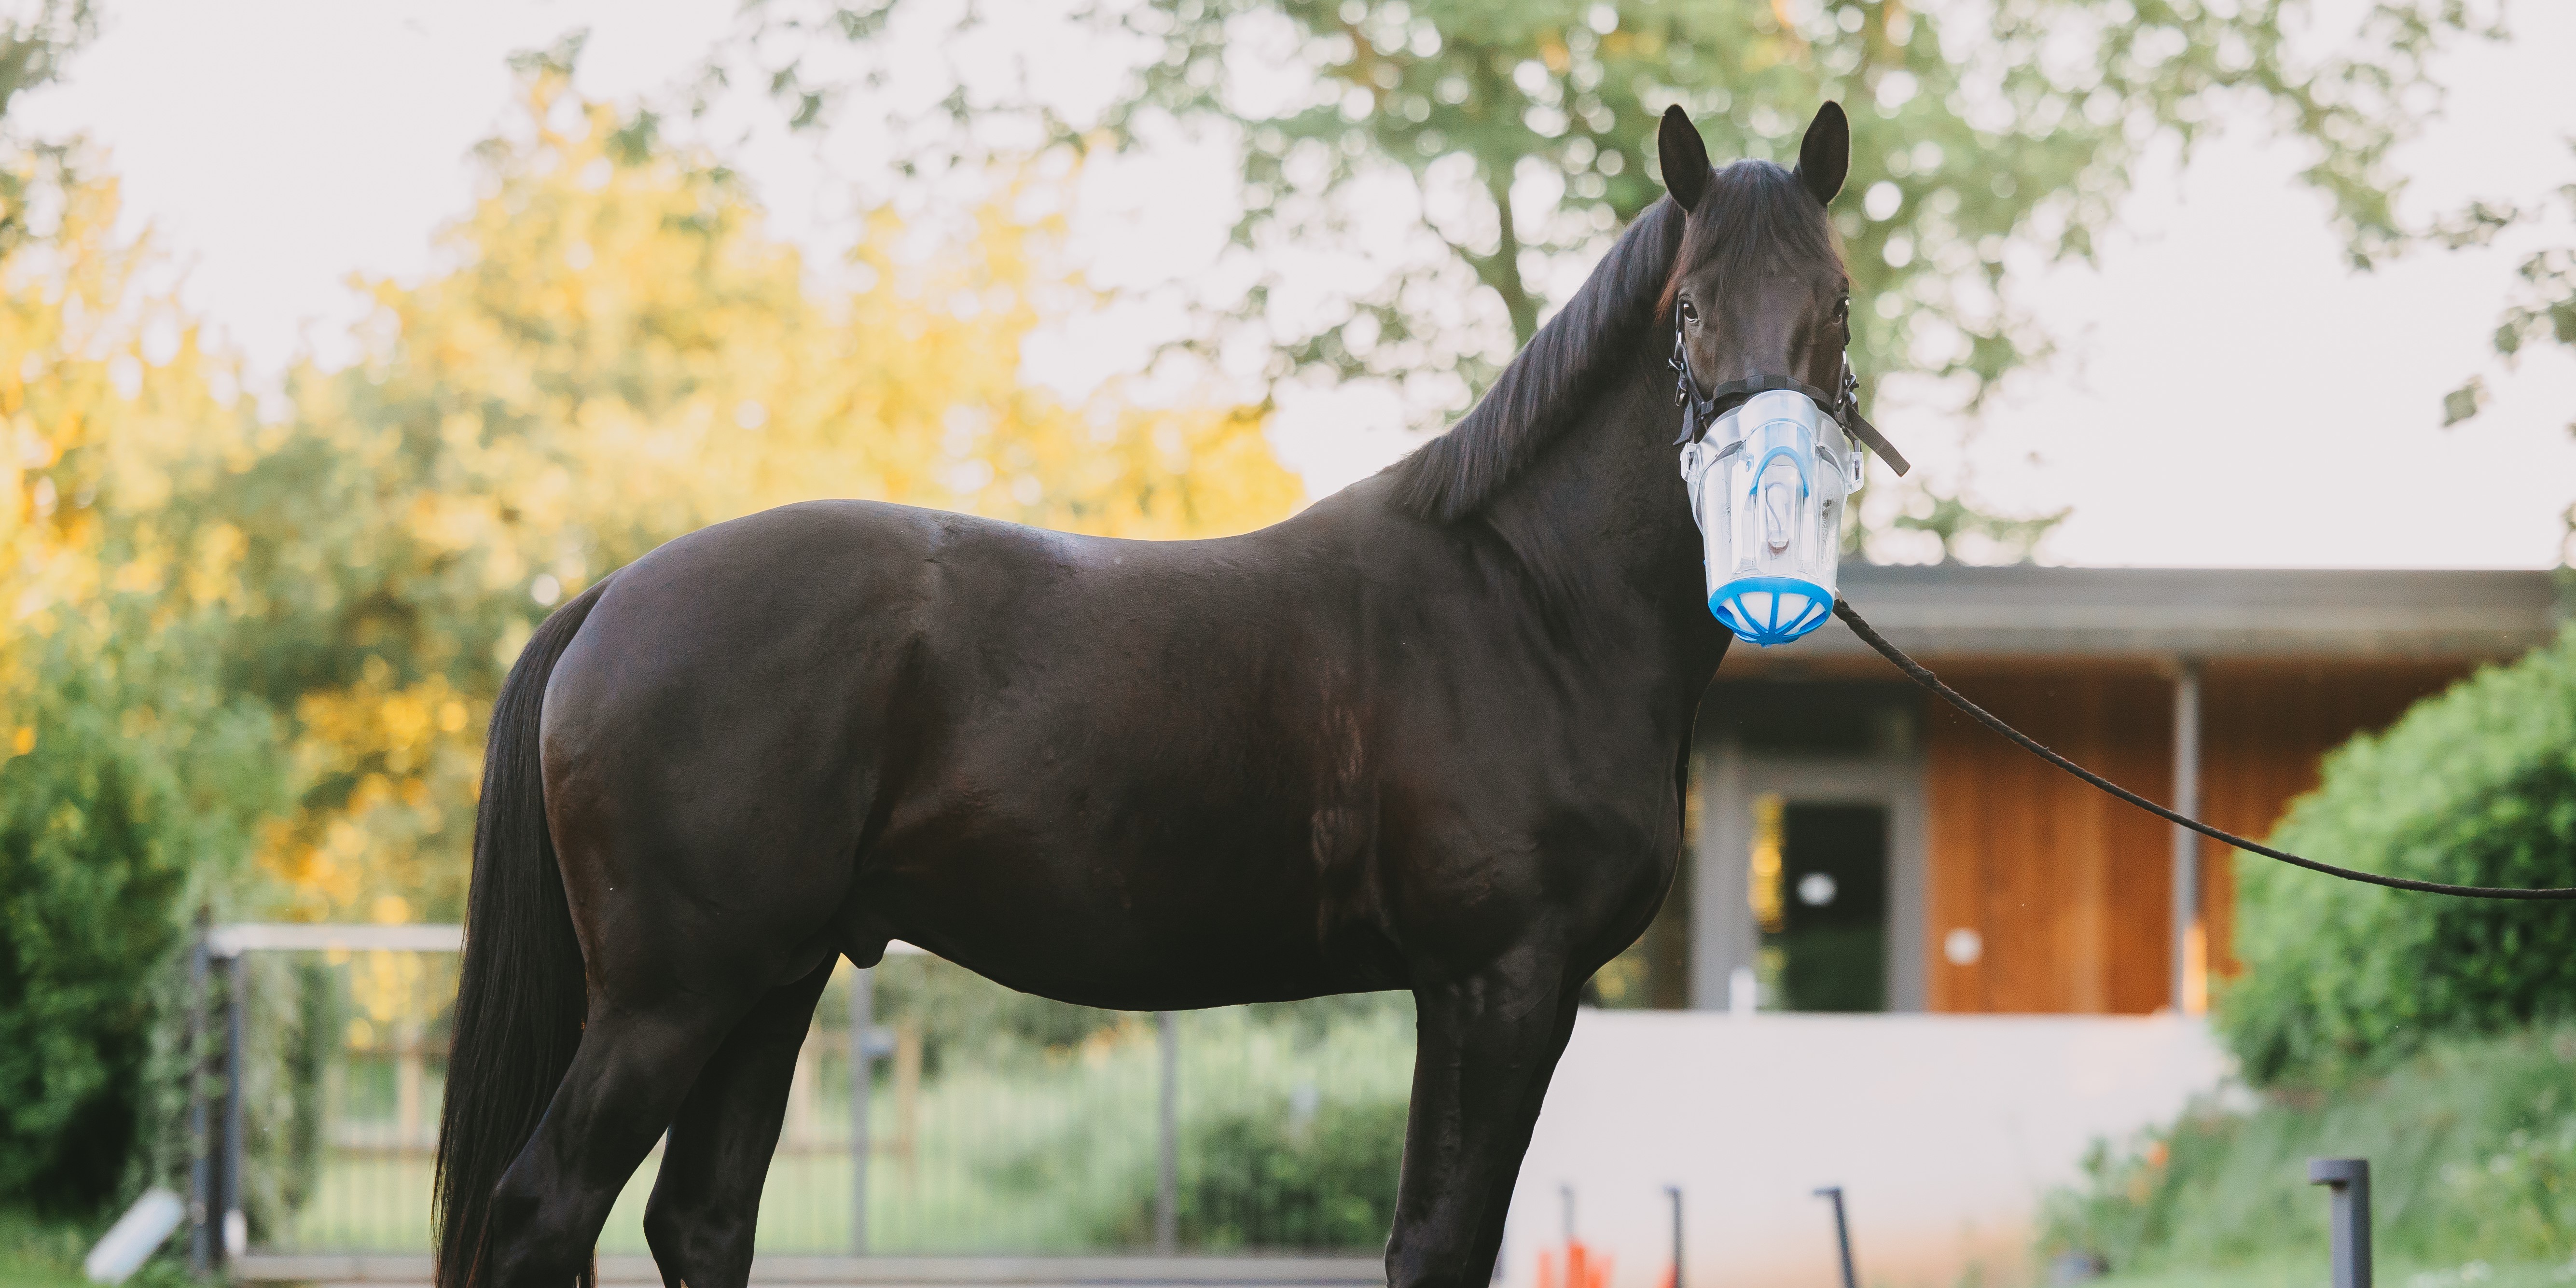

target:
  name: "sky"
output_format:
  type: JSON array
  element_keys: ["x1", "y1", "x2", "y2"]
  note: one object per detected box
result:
[{"x1": 18, "y1": 0, "x2": 2575, "y2": 569}]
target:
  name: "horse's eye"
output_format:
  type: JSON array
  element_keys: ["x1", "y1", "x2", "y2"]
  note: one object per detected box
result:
[{"x1": 1679, "y1": 298, "x2": 1700, "y2": 325}]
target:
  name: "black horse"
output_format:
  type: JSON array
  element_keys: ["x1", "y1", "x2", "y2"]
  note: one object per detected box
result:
[{"x1": 436, "y1": 102, "x2": 1858, "y2": 1288}]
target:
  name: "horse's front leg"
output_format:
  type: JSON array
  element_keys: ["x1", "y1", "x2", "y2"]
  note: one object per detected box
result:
[{"x1": 1387, "y1": 943, "x2": 1581, "y2": 1288}]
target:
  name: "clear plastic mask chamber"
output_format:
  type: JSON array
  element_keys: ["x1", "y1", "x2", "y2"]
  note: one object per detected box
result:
[{"x1": 1681, "y1": 388, "x2": 1861, "y2": 645}]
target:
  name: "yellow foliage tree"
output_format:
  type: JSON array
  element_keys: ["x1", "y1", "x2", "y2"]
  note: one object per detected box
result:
[
  {"x1": 0, "y1": 140, "x2": 282, "y2": 1204},
  {"x1": 242, "y1": 67, "x2": 1302, "y2": 922},
  {"x1": 1, "y1": 156, "x2": 249, "y2": 654}
]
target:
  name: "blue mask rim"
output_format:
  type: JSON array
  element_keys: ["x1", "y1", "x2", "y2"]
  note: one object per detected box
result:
[{"x1": 1709, "y1": 574, "x2": 1834, "y2": 646}]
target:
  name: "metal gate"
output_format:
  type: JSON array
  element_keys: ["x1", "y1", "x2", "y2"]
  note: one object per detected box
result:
[{"x1": 185, "y1": 925, "x2": 1412, "y2": 1267}]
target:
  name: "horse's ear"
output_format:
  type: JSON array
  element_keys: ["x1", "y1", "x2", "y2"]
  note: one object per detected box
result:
[
  {"x1": 1659, "y1": 105, "x2": 1711, "y2": 212},
  {"x1": 1795, "y1": 101, "x2": 1849, "y2": 207}
]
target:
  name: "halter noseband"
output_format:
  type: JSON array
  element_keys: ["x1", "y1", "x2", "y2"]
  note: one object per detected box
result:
[{"x1": 1668, "y1": 319, "x2": 1912, "y2": 476}]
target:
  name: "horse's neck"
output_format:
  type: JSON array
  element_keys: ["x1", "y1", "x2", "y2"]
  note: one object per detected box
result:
[{"x1": 1478, "y1": 346, "x2": 1727, "y2": 697}]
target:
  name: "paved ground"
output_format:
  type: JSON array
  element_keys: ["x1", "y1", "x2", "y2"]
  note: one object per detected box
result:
[{"x1": 235, "y1": 1254, "x2": 1385, "y2": 1288}]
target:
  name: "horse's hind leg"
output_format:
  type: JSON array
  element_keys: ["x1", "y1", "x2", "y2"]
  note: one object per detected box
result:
[
  {"x1": 641, "y1": 962, "x2": 836, "y2": 1288},
  {"x1": 1385, "y1": 945, "x2": 1582, "y2": 1288},
  {"x1": 480, "y1": 991, "x2": 754, "y2": 1288}
]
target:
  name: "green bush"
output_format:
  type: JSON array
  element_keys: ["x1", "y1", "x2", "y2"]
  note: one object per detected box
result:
[
  {"x1": 0, "y1": 627, "x2": 275, "y2": 1215},
  {"x1": 1079, "y1": 1000, "x2": 1413, "y2": 1253},
  {"x1": 2042, "y1": 1025, "x2": 2576, "y2": 1273},
  {"x1": 2219, "y1": 625, "x2": 2576, "y2": 1087},
  {"x1": 1095, "y1": 1096, "x2": 1407, "y2": 1251}
]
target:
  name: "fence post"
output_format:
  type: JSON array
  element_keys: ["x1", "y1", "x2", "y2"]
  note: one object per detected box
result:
[
  {"x1": 186, "y1": 933, "x2": 210, "y2": 1278},
  {"x1": 1155, "y1": 1011, "x2": 1179, "y2": 1254},
  {"x1": 1814, "y1": 1187, "x2": 1856, "y2": 1288},
  {"x1": 849, "y1": 966, "x2": 872, "y2": 1256},
  {"x1": 2308, "y1": 1158, "x2": 2371, "y2": 1288},
  {"x1": 2169, "y1": 658, "x2": 2204, "y2": 1013},
  {"x1": 220, "y1": 951, "x2": 248, "y2": 1266},
  {"x1": 1665, "y1": 1185, "x2": 1684, "y2": 1288}
]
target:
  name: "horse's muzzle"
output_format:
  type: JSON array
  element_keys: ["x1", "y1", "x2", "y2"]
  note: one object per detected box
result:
[{"x1": 1679, "y1": 388, "x2": 1859, "y2": 645}]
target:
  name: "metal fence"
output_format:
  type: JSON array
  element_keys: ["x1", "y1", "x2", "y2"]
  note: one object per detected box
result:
[{"x1": 184, "y1": 926, "x2": 1413, "y2": 1268}]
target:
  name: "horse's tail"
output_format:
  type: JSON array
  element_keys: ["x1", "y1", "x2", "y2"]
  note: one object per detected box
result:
[{"x1": 434, "y1": 577, "x2": 613, "y2": 1288}]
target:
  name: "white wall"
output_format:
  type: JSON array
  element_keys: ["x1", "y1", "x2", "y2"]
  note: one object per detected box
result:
[{"x1": 1500, "y1": 1011, "x2": 2231, "y2": 1288}]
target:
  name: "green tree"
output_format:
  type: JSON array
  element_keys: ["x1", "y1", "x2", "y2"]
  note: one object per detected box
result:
[
  {"x1": 0, "y1": 0, "x2": 287, "y2": 1214},
  {"x1": 734, "y1": 0, "x2": 2486, "y2": 555},
  {"x1": 0, "y1": 149, "x2": 279, "y2": 1212},
  {"x1": 0, "y1": 0, "x2": 89, "y2": 126},
  {"x1": 2432, "y1": 161, "x2": 2576, "y2": 560}
]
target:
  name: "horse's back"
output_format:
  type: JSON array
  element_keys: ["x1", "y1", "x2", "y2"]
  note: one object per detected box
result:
[
  {"x1": 534, "y1": 502, "x2": 945, "y2": 985},
  {"x1": 538, "y1": 498, "x2": 1388, "y2": 1006}
]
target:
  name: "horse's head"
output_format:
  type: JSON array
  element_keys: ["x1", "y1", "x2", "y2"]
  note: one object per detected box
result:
[
  {"x1": 1656, "y1": 103, "x2": 1851, "y2": 399},
  {"x1": 1382, "y1": 99, "x2": 1876, "y2": 644},
  {"x1": 1656, "y1": 104, "x2": 1865, "y2": 645}
]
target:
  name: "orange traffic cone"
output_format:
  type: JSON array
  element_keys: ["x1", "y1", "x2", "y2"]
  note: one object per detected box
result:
[{"x1": 1539, "y1": 1240, "x2": 1611, "y2": 1288}]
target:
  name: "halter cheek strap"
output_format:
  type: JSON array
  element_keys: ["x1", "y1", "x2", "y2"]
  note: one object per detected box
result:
[{"x1": 1669, "y1": 321, "x2": 1913, "y2": 477}]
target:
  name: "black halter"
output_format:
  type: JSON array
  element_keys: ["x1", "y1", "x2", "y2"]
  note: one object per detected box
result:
[{"x1": 1669, "y1": 319, "x2": 1911, "y2": 475}]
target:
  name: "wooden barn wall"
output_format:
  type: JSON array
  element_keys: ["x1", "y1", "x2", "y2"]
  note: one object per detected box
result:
[
  {"x1": 1923, "y1": 658, "x2": 2476, "y2": 1015},
  {"x1": 2192, "y1": 660, "x2": 2475, "y2": 978},
  {"x1": 1924, "y1": 664, "x2": 2174, "y2": 1014}
]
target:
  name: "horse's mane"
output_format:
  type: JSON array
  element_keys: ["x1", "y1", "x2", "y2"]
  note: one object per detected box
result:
[{"x1": 1390, "y1": 160, "x2": 1839, "y2": 523}]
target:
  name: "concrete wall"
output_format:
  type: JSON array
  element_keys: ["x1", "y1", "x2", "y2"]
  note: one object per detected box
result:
[{"x1": 1498, "y1": 1011, "x2": 2231, "y2": 1288}]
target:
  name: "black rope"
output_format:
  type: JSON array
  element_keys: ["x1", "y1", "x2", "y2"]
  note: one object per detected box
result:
[{"x1": 1832, "y1": 599, "x2": 2576, "y2": 901}]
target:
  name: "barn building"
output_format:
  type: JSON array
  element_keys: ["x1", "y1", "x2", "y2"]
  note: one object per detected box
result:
[{"x1": 1610, "y1": 564, "x2": 2567, "y2": 1017}]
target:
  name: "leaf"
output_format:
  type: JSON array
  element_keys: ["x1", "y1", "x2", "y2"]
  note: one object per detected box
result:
[{"x1": 2442, "y1": 376, "x2": 2488, "y2": 427}]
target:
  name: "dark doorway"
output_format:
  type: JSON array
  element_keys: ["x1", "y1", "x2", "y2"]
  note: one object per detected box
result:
[{"x1": 1763, "y1": 803, "x2": 1890, "y2": 1012}]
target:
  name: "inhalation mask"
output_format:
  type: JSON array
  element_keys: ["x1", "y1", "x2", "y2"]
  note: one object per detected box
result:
[
  {"x1": 1671, "y1": 320, "x2": 1910, "y2": 646},
  {"x1": 1681, "y1": 390, "x2": 1856, "y2": 643}
]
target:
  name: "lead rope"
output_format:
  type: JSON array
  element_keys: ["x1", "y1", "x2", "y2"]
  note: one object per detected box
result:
[{"x1": 1830, "y1": 599, "x2": 2576, "y2": 901}]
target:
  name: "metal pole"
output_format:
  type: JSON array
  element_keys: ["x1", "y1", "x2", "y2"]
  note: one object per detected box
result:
[
  {"x1": 1560, "y1": 1184, "x2": 1575, "y2": 1245},
  {"x1": 1665, "y1": 1186, "x2": 1683, "y2": 1288},
  {"x1": 220, "y1": 952, "x2": 248, "y2": 1267},
  {"x1": 2170, "y1": 659, "x2": 2202, "y2": 1013},
  {"x1": 1814, "y1": 1187, "x2": 1856, "y2": 1288},
  {"x1": 1154, "y1": 1011, "x2": 1179, "y2": 1254},
  {"x1": 849, "y1": 966, "x2": 872, "y2": 1256},
  {"x1": 186, "y1": 934, "x2": 210, "y2": 1278},
  {"x1": 2309, "y1": 1158, "x2": 2371, "y2": 1288}
]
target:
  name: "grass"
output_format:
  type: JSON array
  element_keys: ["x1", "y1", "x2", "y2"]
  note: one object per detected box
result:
[
  {"x1": 2079, "y1": 1258, "x2": 2575, "y2": 1288},
  {"x1": 2042, "y1": 1025, "x2": 2576, "y2": 1281},
  {"x1": 0, "y1": 1207, "x2": 198, "y2": 1288},
  {"x1": 0, "y1": 1210, "x2": 88, "y2": 1288}
]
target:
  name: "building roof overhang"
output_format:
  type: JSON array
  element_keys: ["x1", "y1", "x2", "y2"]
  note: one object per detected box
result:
[{"x1": 1738, "y1": 564, "x2": 2567, "y2": 666}]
